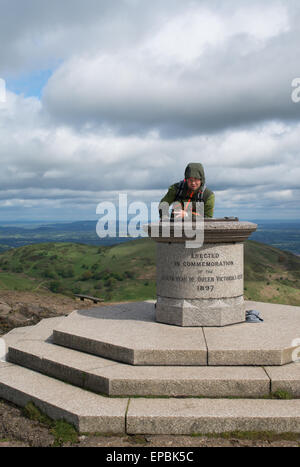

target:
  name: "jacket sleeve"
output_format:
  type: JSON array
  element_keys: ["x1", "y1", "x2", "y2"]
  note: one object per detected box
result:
[
  {"x1": 204, "y1": 193, "x2": 215, "y2": 218},
  {"x1": 159, "y1": 184, "x2": 177, "y2": 219}
]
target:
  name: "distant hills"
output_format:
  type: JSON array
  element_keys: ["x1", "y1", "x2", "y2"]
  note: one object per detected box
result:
[
  {"x1": 1, "y1": 219, "x2": 300, "y2": 255},
  {"x1": 0, "y1": 238, "x2": 299, "y2": 306},
  {"x1": 0, "y1": 221, "x2": 133, "y2": 252}
]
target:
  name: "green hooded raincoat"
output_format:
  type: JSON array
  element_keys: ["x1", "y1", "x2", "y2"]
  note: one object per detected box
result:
[{"x1": 159, "y1": 162, "x2": 215, "y2": 218}]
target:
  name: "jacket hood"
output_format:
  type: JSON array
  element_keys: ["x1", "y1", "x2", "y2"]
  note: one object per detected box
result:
[{"x1": 184, "y1": 163, "x2": 205, "y2": 187}]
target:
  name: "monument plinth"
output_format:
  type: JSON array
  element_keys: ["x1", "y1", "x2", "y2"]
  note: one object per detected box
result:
[{"x1": 145, "y1": 219, "x2": 257, "y2": 327}]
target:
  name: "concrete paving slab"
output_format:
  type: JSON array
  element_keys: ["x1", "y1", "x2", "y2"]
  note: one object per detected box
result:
[
  {"x1": 0, "y1": 317, "x2": 66, "y2": 362},
  {"x1": 0, "y1": 361, "x2": 13, "y2": 369},
  {"x1": 53, "y1": 300, "x2": 300, "y2": 366},
  {"x1": 8, "y1": 340, "x2": 270, "y2": 397},
  {"x1": 1, "y1": 324, "x2": 37, "y2": 362},
  {"x1": 265, "y1": 363, "x2": 300, "y2": 397},
  {"x1": 53, "y1": 303, "x2": 207, "y2": 365},
  {"x1": 0, "y1": 363, "x2": 128, "y2": 433},
  {"x1": 93, "y1": 364, "x2": 269, "y2": 397},
  {"x1": 204, "y1": 301, "x2": 300, "y2": 365},
  {"x1": 8, "y1": 320, "x2": 270, "y2": 397},
  {"x1": 127, "y1": 398, "x2": 300, "y2": 434},
  {"x1": 8, "y1": 339, "x2": 118, "y2": 392}
]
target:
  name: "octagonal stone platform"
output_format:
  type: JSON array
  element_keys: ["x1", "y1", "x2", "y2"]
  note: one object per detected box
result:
[
  {"x1": 52, "y1": 300, "x2": 300, "y2": 366},
  {"x1": 2, "y1": 305, "x2": 300, "y2": 434},
  {"x1": 53, "y1": 302, "x2": 207, "y2": 366},
  {"x1": 5, "y1": 313, "x2": 300, "y2": 398}
]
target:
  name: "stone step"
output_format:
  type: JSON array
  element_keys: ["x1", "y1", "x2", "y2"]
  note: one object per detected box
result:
[
  {"x1": 1, "y1": 361, "x2": 300, "y2": 435},
  {"x1": 52, "y1": 303, "x2": 208, "y2": 366},
  {"x1": 52, "y1": 301, "x2": 300, "y2": 366},
  {"x1": 0, "y1": 361, "x2": 128, "y2": 433},
  {"x1": 127, "y1": 398, "x2": 300, "y2": 434},
  {"x1": 8, "y1": 340, "x2": 271, "y2": 397},
  {"x1": 6, "y1": 317, "x2": 300, "y2": 397}
]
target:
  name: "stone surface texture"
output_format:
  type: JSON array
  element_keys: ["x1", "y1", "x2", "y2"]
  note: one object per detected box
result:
[
  {"x1": 265, "y1": 363, "x2": 300, "y2": 397},
  {"x1": 204, "y1": 300, "x2": 300, "y2": 366},
  {"x1": 0, "y1": 298, "x2": 299, "y2": 434},
  {"x1": 144, "y1": 220, "x2": 257, "y2": 243},
  {"x1": 145, "y1": 220, "x2": 257, "y2": 327},
  {"x1": 0, "y1": 363, "x2": 128, "y2": 432},
  {"x1": 156, "y1": 242, "x2": 244, "y2": 300},
  {"x1": 127, "y1": 398, "x2": 300, "y2": 434},
  {"x1": 50, "y1": 301, "x2": 300, "y2": 367},
  {"x1": 52, "y1": 302, "x2": 207, "y2": 366},
  {"x1": 156, "y1": 295, "x2": 245, "y2": 327},
  {"x1": 7, "y1": 322, "x2": 270, "y2": 397}
]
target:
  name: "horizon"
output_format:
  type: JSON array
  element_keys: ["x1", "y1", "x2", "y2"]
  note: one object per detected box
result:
[{"x1": 1, "y1": 218, "x2": 300, "y2": 225}]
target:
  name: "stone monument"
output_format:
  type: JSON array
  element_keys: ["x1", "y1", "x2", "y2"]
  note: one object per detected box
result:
[
  {"x1": 1, "y1": 218, "x2": 300, "y2": 435},
  {"x1": 145, "y1": 218, "x2": 257, "y2": 327}
]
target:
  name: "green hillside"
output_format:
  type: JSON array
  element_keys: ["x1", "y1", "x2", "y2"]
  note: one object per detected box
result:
[
  {"x1": 243, "y1": 240, "x2": 300, "y2": 305},
  {"x1": 0, "y1": 239, "x2": 299, "y2": 305}
]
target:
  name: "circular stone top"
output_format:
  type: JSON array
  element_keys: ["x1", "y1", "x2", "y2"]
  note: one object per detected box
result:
[{"x1": 143, "y1": 219, "x2": 257, "y2": 243}]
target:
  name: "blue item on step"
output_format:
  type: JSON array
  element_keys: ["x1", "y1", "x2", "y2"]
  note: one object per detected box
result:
[{"x1": 246, "y1": 310, "x2": 264, "y2": 323}]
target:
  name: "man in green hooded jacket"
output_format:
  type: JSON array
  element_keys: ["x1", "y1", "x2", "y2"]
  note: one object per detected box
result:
[{"x1": 159, "y1": 162, "x2": 215, "y2": 219}]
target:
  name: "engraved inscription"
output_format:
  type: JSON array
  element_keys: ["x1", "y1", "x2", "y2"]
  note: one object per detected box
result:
[
  {"x1": 183, "y1": 260, "x2": 234, "y2": 267},
  {"x1": 216, "y1": 274, "x2": 243, "y2": 281},
  {"x1": 157, "y1": 243, "x2": 244, "y2": 299}
]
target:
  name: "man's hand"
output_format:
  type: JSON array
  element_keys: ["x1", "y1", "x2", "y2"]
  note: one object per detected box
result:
[{"x1": 174, "y1": 210, "x2": 188, "y2": 219}]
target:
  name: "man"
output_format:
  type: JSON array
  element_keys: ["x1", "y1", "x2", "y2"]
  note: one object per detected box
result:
[{"x1": 159, "y1": 162, "x2": 215, "y2": 220}]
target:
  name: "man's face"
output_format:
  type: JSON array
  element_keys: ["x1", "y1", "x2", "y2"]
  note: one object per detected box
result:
[{"x1": 187, "y1": 177, "x2": 201, "y2": 191}]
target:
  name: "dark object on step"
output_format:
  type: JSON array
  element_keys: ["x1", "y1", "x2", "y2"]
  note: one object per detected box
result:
[{"x1": 246, "y1": 310, "x2": 264, "y2": 323}]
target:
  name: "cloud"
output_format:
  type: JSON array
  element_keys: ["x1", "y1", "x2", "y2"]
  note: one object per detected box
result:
[
  {"x1": 0, "y1": 0, "x2": 181, "y2": 75},
  {"x1": 1, "y1": 89, "x2": 300, "y2": 219},
  {"x1": 41, "y1": 1, "x2": 300, "y2": 136},
  {"x1": 0, "y1": 0, "x2": 300, "y2": 220}
]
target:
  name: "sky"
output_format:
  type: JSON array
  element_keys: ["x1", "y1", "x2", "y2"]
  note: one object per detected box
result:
[{"x1": 0, "y1": 0, "x2": 300, "y2": 222}]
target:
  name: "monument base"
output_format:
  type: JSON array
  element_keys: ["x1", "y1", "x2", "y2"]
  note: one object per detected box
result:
[
  {"x1": 1, "y1": 300, "x2": 300, "y2": 434},
  {"x1": 156, "y1": 295, "x2": 245, "y2": 327}
]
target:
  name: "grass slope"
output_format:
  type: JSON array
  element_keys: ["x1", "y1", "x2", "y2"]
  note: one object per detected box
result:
[{"x1": 0, "y1": 239, "x2": 299, "y2": 305}]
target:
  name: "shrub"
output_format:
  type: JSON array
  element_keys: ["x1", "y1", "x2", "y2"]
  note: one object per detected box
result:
[
  {"x1": 93, "y1": 272, "x2": 102, "y2": 280},
  {"x1": 104, "y1": 277, "x2": 117, "y2": 289},
  {"x1": 56, "y1": 266, "x2": 74, "y2": 278},
  {"x1": 111, "y1": 272, "x2": 123, "y2": 281},
  {"x1": 81, "y1": 271, "x2": 93, "y2": 281},
  {"x1": 49, "y1": 280, "x2": 63, "y2": 293},
  {"x1": 12, "y1": 265, "x2": 23, "y2": 273},
  {"x1": 124, "y1": 270, "x2": 135, "y2": 279},
  {"x1": 42, "y1": 269, "x2": 56, "y2": 279}
]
